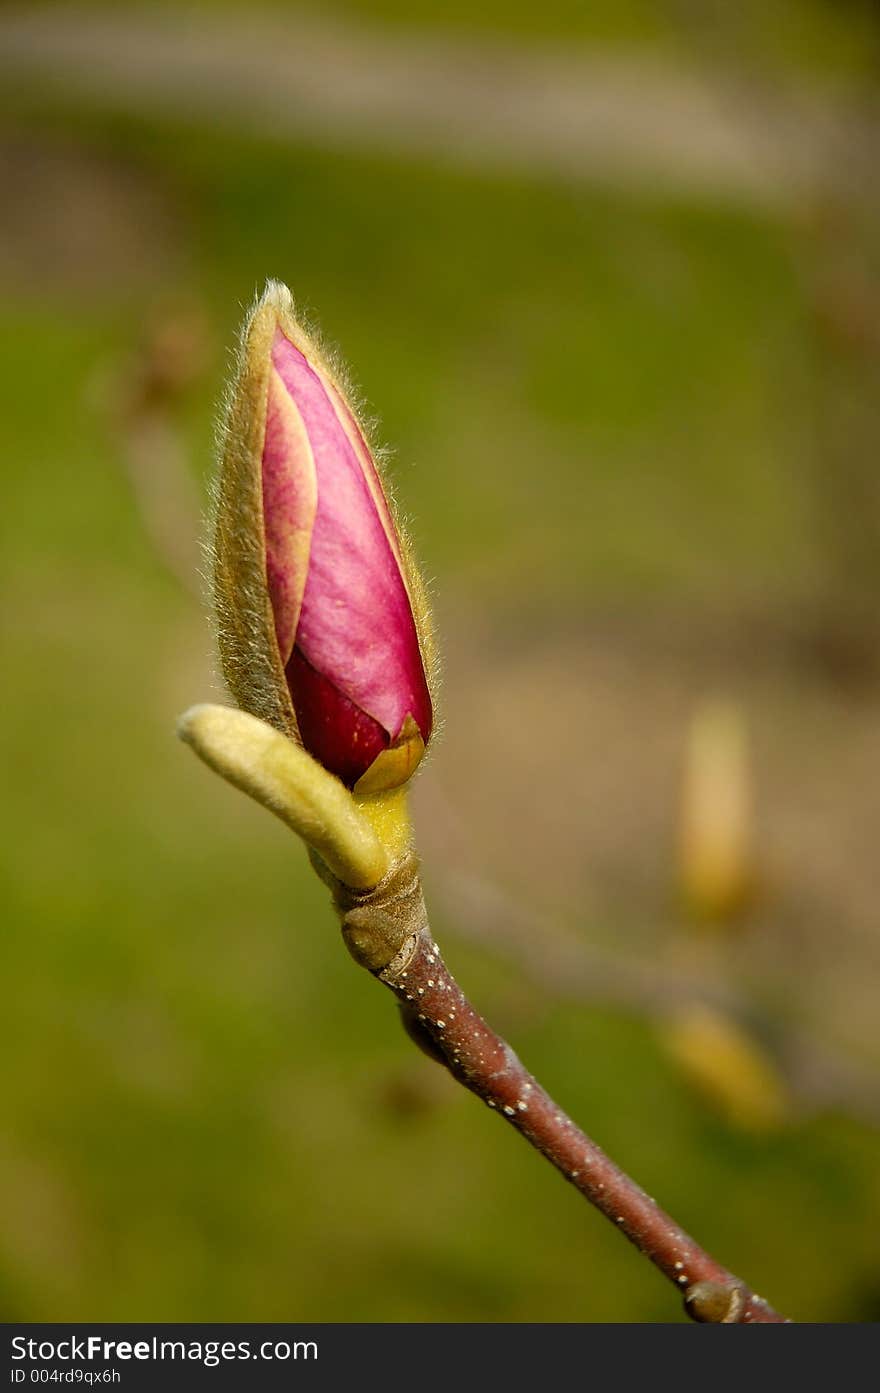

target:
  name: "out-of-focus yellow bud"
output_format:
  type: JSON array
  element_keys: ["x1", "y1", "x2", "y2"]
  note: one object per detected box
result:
[
  {"x1": 678, "y1": 700, "x2": 755, "y2": 924},
  {"x1": 662, "y1": 1005, "x2": 790, "y2": 1132}
]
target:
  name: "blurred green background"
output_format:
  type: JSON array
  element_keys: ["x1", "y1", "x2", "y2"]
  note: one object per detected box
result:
[{"x1": 2, "y1": 0, "x2": 880, "y2": 1323}]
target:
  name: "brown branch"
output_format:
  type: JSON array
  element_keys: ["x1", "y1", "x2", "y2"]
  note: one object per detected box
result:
[
  {"x1": 184, "y1": 725, "x2": 791, "y2": 1322},
  {"x1": 377, "y1": 921, "x2": 789, "y2": 1324},
  {"x1": 413, "y1": 785, "x2": 880, "y2": 1128}
]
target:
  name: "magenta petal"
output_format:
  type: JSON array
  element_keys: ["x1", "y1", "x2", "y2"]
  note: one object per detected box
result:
[
  {"x1": 286, "y1": 645, "x2": 388, "y2": 788},
  {"x1": 271, "y1": 330, "x2": 432, "y2": 747}
]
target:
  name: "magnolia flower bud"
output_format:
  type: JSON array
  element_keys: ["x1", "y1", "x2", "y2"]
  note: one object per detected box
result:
[{"x1": 213, "y1": 282, "x2": 435, "y2": 794}]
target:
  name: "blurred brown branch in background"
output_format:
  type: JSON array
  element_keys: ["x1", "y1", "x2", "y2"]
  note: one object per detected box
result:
[
  {"x1": 3, "y1": 6, "x2": 880, "y2": 210},
  {"x1": 99, "y1": 304, "x2": 210, "y2": 599}
]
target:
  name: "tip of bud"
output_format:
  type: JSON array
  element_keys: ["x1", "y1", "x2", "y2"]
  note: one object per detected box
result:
[
  {"x1": 245, "y1": 281, "x2": 294, "y2": 352},
  {"x1": 259, "y1": 279, "x2": 294, "y2": 317},
  {"x1": 249, "y1": 280, "x2": 327, "y2": 388}
]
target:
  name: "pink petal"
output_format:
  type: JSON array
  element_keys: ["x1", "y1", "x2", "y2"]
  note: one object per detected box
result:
[
  {"x1": 285, "y1": 644, "x2": 388, "y2": 788},
  {"x1": 271, "y1": 329, "x2": 432, "y2": 747}
]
